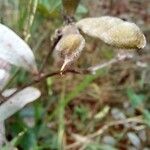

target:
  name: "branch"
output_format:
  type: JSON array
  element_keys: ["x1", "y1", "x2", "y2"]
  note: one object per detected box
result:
[
  {"x1": 4, "y1": 52, "x2": 133, "y2": 101},
  {"x1": 5, "y1": 70, "x2": 82, "y2": 100},
  {"x1": 87, "y1": 116, "x2": 143, "y2": 138},
  {"x1": 88, "y1": 52, "x2": 134, "y2": 74}
]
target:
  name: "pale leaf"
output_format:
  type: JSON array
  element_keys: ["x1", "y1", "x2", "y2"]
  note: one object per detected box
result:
[
  {"x1": 0, "y1": 24, "x2": 38, "y2": 74},
  {"x1": 0, "y1": 121, "x2": 5, "y2": 147},
  {"x1": 0, "y1": 87, "x2": 41, "y2": 121},
  {"x1": 0, "y1": 69, "x2": 10, "y2": 90},
  {"x1": 76, "y1": 16, "x2": 146, "y2": 49}
]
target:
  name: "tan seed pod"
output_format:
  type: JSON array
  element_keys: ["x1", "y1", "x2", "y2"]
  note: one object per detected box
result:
[
  {"x1": 76, "y1": 16, "x2": 146, "y2": 49},
  {"x1": 53, "y1": 24, "x2": 85, "y2": 71}
]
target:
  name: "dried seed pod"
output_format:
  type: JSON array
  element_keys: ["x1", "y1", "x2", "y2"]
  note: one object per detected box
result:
[
  {"x1": 76, "y1": 16, "x2": 146, "y2": 49},
  {"x1": 53, "y1": 24, "x2": 85, "y2": 71}
]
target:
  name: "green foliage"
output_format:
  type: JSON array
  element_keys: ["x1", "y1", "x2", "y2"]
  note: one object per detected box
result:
[
  {"x1": 127, "y1": 88, "x2": 146, "y2": 108},
  {"x1": 127, "y1": 88, "x2": 150, "y2": 127},
  {"x1": 18, "y1": 0, "x2": 28, "y2": 31},
  {"x1": 74, "y1": 105, "x2": 89, "y2": 122},
  {"x1": 38, "y1": 0, "x2": 61, "y2": 17}
]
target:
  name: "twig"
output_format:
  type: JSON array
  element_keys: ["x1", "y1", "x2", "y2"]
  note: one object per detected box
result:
[
  {"x1": 88, "y1": 52, "x2": 133, "y2": 74},
  {"x1": 4, "y1": 52, "x2": 133, "y2": 101},
  {"x1": 6, "y1": 69, "x2": 82, "y2": 100},
  {"x1": 87, "y1": 116, "x2": 143, "y2": 138},
  {"x1": 66, "y1": 116, "x2": 144, "y2": 150}
]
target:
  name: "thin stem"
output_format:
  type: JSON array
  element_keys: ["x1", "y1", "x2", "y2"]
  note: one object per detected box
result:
[
  {"x1": 88, "y1": 116, "x2": 143, "y2": 138},
  {"x1": 6, "y1": 69, "x2": 81, "y2": 100},
  {"x1": 24, "y1": 0, "x2": 38, "y2": 42},
  {"x1": 4, "y1": 53, "x2": 133, "y2": 101},
  {"x1": 58, "y1": 80, "x2": 66, "y2": 149}
]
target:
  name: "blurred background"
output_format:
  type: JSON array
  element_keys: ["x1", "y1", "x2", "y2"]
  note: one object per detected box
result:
[{"x1": 0, "y1": 0, "x2": 150, "y2": 149}]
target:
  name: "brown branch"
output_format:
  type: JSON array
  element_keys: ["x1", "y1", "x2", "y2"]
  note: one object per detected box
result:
[
  {"x1": 2, "y1": 52, "x2": 133, "y2": 102},
  {"x1": 5, "y1": 69, "x2": 84, "y2": 100}
]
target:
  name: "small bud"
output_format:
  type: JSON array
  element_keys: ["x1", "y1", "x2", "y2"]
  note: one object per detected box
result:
[
  {"x1": 53, "y1": 24, "x2": 85, "y2": 71},
  {"x1": 76, "y1": 16, "x2": 146, "y2": 49}
]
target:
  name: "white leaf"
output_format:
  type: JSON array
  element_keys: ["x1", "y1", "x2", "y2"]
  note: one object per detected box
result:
[
  {"x1": 0, "y1": 121, "x2": 5, "y2": 147},
  {"x1": 0, "y1": 87, "x2": 41, "y2": 122},
  {"x1": 76, "y1": 16, "x2": 146, "y2": 49},
  {"x1": 0, "y1": 23, "x2": 38, "y2": 74},
  {"x1": 0, "y1": 69, "x2": 10, "y2": 90}
]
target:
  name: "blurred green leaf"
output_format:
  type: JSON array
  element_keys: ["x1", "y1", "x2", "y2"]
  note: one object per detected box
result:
[
  {"x1": 74, "y1": 105, "x2": 89, "y2": 122},
  {"x1": 18, "y1": 0, "x2": 28, "y2": 31},
  {"x1": 127, "y1": 88, "x2": 150, "y2": 127},
  {"x1": 38, "y1": 0, "x2": 61, "y2": 17},
  {"x1": 127, "y1": 88, "x2": 146, "y2": 108},
  {"x1": 34, "y1": 102, "x2": 44, "y2": 121},
  {"x1": 143, "y1": 110, "x2": 150, "y2": 127},
  {"x1": 19, "y1": 129, "x2": 37, "y2": 150},
  {"x1": 38, "y1": 125, "x2": 58, "y2": 149},
  {"x1": 76, "y1": 4, "x2": 88, "y2": 15},
  {"x1": 1, "y1": 129, "x2": 27, "y2": 150}
]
